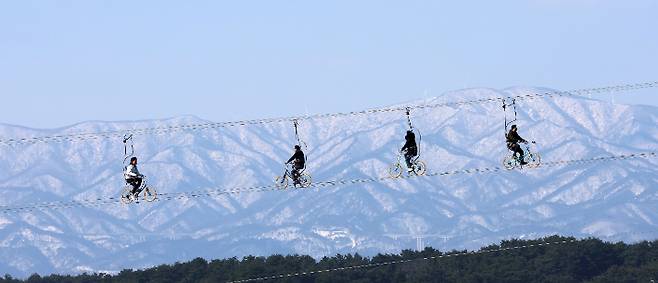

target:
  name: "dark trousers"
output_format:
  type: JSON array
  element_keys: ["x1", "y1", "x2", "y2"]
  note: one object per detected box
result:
[
  {"x1": 508, "y1": 143, "x2": 524, "y2": 159},
  {"x1": 291, "y1": 163, "x2": 303, "y2": 182},
  {"x1": 404, "y1": 153, "x2": 416, "y2": 169},
  {"x1": 126, "y1": 178, "x2": 142, "y2": 194}
]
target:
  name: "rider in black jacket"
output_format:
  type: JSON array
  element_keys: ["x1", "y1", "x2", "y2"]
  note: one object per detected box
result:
[
  {"x1": 506, "y1": 125, "x2": 528, "y2": 165},
  {"x1": 286, "y1": 145, "x2": 306, "y2": 184},
  {"x1": 401, "y1": 130, "x2": 418, "y2": 172}
]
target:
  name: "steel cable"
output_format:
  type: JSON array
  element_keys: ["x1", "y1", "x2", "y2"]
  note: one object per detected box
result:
[
  {"x1": 0, "y1": 81, "x2": 655, "y2": 147},
  {"x1": 1, "y1": 152, "x2": 654, "y2": 214}
]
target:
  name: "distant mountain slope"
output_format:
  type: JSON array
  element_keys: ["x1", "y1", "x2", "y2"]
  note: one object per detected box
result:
[{"x1": 0, "y1": 87, "x2": 656, "y2": 277}]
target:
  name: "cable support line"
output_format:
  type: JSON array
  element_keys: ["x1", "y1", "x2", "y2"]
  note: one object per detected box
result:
[
  {"x1": 225, "y1": 239, "x2": 579, "y2": 283},
  {"x1": 0, "y1": 81, "x2": 655, "y2": 147},
  {"x1": 1, "y1": 152, "x2": 654, "y2": 215}
]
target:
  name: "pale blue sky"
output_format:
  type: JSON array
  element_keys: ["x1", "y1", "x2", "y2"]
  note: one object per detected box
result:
[{"x1": 1, "y1": 0, "x2": 657, "y2": 128}]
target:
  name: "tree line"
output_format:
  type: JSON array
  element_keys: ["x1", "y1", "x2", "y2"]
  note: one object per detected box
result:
[{"x1": 2, "y1": 236, "x2": 657, "y2": 283}]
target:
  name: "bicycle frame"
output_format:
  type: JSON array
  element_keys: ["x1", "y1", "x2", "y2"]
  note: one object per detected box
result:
[
  {"x1": 523, "y1": 144, "x2": 532, "y2": 157},
  {"x1": 521, "y1": 141, "x2": 537, "y2": 159},
  {"x1": 503, "y1": 141, "x2": 541, "y2": 170},
  {"x1": 399, "y1": 150, "x2": 420, "y2": 166},
  {"x1": 281, "y1": 167, "x2": 291, "y2": 181},
  {"x1": 121, "y1": 175, "x2": 157, "y2": 204},
  {"x1": 126, "y1": 176, "x2": 148, "y2": 194}
]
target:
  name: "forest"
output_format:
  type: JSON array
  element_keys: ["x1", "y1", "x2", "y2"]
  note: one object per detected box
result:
[{"x1": 2, "y1": 236, "x2": 657, "y2": 283}]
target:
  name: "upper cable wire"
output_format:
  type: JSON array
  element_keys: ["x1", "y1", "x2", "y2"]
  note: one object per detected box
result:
[{"x1": 0, "y1": 81, "x2": 655, "y2": 147}]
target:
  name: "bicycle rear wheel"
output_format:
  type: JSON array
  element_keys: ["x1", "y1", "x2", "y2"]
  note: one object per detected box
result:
[
  {"x1": 120, "y1": 185, "x2": 134, "y2": 204},
  {"x1": 502, "y1": 155, "x2": 516, "y2": 170},
  {"x1": 275, "y1": 176, "x2": 288, "y2": 189},
  {"x1": 388, "y1": 163, "x2": 403, "y2": 178}
]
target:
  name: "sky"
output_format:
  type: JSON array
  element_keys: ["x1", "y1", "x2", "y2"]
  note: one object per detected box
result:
[{"x1": 1, "y1": 0, "x2": 657, "y2": 128}]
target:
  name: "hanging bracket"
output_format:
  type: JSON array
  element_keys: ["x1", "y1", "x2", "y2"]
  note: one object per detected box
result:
[{"x1": 292, "y1": 119, "x2": 301, "y2": 145}]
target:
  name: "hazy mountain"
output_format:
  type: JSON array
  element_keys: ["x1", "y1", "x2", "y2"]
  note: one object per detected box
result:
[{"x1": 0, "y1": 87, "x2": 656, "y2": 277}]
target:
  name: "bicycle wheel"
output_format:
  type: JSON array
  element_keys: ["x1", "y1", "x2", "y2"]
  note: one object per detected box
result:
[
  {"x1": 120, "y1": 185, "x2": 134, "y2": 204},
  {"x1": 502, "y1": 155, "x2": 516, "y2": 170},
  {"x1": 143, "y1": 186, "x2": 158, "y2": 202},
  {"x1": 275, "y1": 176, "x2": 288, "y2": 189},
  {"x1": 388, "y1": 163, "x2": 403, "y2": 178},
  {"x1": 527, "y1": 152, "x2": 541, "y2": 168},
  {"x1": 299, "y1": 173, "x2": 312, "y2": 188},
  {"x1": 413, "y1": 161, "x2": 427, "y2": 176}
]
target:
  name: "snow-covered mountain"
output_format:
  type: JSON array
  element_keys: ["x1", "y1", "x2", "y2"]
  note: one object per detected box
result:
[{"x1": 0, "y1": 87, "x2": 656, "y2": 277}]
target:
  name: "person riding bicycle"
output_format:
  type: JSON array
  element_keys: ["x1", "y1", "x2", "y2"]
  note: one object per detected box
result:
[
  {"x1": 401, "y1": 130, "x2": 418, "y2": 173},
  {"x1": 124, "y1": 157, "x2": 144, "y2": 196},
  {"x1": 506, "y1": 125, "x2": 528, "y2": 165},
  {"x1": 286, "y1": 145, "x2": 306, "y2": 185}
]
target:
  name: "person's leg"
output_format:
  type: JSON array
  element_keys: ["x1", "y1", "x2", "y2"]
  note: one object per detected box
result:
[
  {"x1": 508, "y1": 144, "x2": 518, "y2": 157},
  {"x1": 127, "y1": 179, "x2": 138, "y2": 194},
  {"x1": 404, "y1": 154, "x2": 413, "y2": 171},
  {"x1": 135, "y1": 178, "x2": 143, "y2": 193},
  {"x1": 514, "y1": 144, "x2": 527, "y2": 164},
  {"x1": 291, "y1": 167, "x2": 299, "y2": 183}
]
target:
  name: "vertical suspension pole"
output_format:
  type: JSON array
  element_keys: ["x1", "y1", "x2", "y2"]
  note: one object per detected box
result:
[
  {"x1": 503, "y1": 98, "x2": 518, "y2": 135},
  {"x1": 503, "y1": 99, "x2": 508, "y2": 134},
  {"x1": 123, "y1": 134, "x2": 134, "y2": 157},
  {"x1": 122, "y1": 133, "x2": 134, "y2": 168},
  {"x1": 293, "y1": 119, "x2": 309, "y2": 166},
  {"x1": 405, "y1": 107, "x2": 413, "y2": 131},
  {"x1": 293, "y1": 119, "x2": 300, "y2": 145},
  {"x1": 512, "y1": 98, "x2": 518, "y2": 122}
]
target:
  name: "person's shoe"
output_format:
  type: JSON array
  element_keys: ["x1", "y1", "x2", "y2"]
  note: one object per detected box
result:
[{"x1": 520, "y1": 160, "x2": 528, "y2": 165}]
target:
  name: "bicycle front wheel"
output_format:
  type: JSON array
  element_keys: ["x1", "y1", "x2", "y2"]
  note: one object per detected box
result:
[
  {"x1": 413, "y1": 161, "x2": 427, "y2": 176},
  {"x1": 143, "y1": 186, "x2": 158, "y2": 202},
  {"x1": 527, "y1": 152, "x2": 541, "y2": 168},
  {"x1": 299, "y1": 173, "x2": 312, "y2": 188}
]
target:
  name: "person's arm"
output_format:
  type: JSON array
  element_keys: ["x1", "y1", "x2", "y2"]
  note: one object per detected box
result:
[
  {"x1": 509, "y1": 132, "x2": 523, "y2": 143},
  {"x1": 125, "y1": 165, "x2": 138, "y2": 177},
  {"x1": 518, "y1": 134, "x2": 528, "y2": 143},
  {"x1": 293, "y1": 151, "x2": 304, "y2": 162}
]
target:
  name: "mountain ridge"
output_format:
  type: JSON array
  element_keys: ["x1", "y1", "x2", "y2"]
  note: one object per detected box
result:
[{"x1": 0, "y1": 87, "x2": 656, "y2": 277}]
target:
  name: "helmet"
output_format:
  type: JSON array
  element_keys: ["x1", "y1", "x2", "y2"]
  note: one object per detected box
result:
[
  {"x1": 294, "y1": 145, "x2": 301, "y2": 150},
  {"x1": 511, "y1": 124, "x2": 517, "y2": 130},
  {"x1": 130, "y1": 157, "x2": 138, "y2": 163}
]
